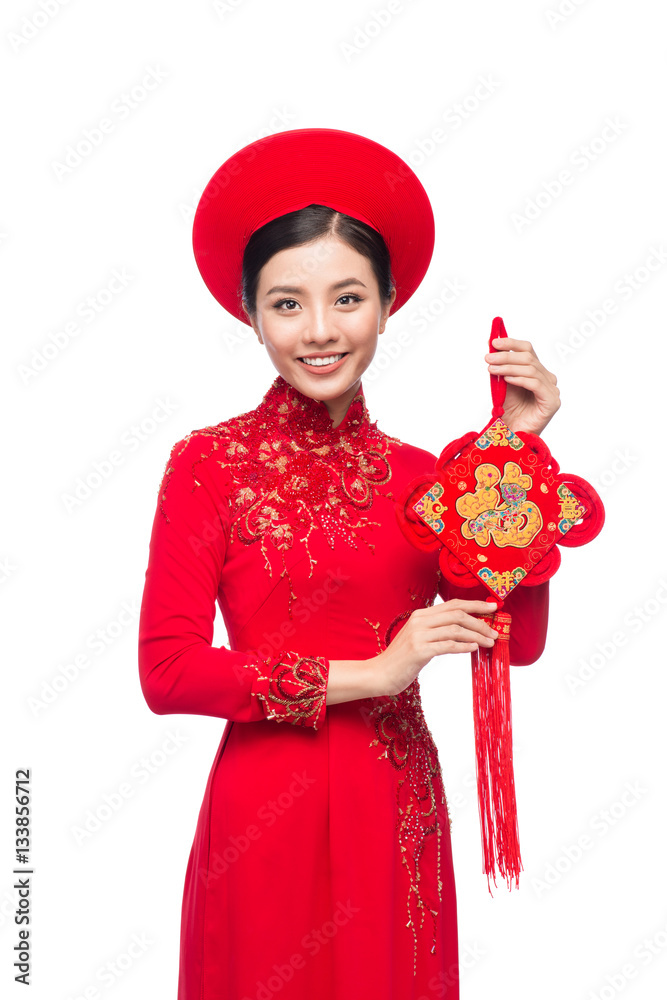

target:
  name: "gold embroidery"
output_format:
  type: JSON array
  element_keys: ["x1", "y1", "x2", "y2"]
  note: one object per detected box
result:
[
  {"x1": 159, "y1": 376, "x2": 400, "y2": 615},
  {"x1": 365, "y1": 607, "x2": 451, "y2": 974},
  {"x1": 251, "y1": 652, "x2": 329, "y2": 730}
]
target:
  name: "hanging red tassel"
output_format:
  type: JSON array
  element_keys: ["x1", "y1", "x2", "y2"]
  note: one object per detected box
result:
[
  {"x1": 396, "y1": 318, "x2": 605, "y2": 890},
  {"x1": 470, "y1": 606, "x2": 522, "y2": 895}
]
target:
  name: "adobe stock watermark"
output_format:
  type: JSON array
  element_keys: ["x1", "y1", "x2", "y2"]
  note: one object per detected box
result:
[
  {"x1": 510, "y1": 117, "x2": 628, "y2": 234},
  {"x1": 0, "y1": 883, "x2": 21, "y2": 930},
  {"x1": 226, "y1": 569, "x2": 351, "y2": 670},
  {"x1": 27, "y1": 599, "x2": 140, "y2": 717},
  {"x1": 584, "y1": 914, "x2": 667, "y2": 1000},
  {"x1": 7, "y1": 0, "x2": 74, "y2": 53},
  {"x1": 60, "y1": 396, "x2": 179, "y2": 513},
  {"x1": 0, "y1": 556, "x2": 17, "y2": 585},
  {"x1": 545, "y1": 0, "x2": 592, "y2": 29},
  {"x1": 70, "y1": 731, "x2": 189, "y2": 846},
  {"x1": 443, "y1": 769, "x2": 478, "y2": 820},
  {"x1": 402, "y1": 75, "x2": 501, "y2": 169},
  {"x1": 198, "y1": 771, "x2": 317, "y2": 888},
  {"x1": 587, "y1": 445, "x2": 639, "y2": 498},
  {"x1": 445, "y1": 746, "x2": 523, "y2": 821},
  {"x1": 18, "y1": 268, "x2": 134, "y2": 385},
  {"x1": 418, "y1": 941, "x2": 487, "y2": 998},
  {"x1": 212, "y1": 0, "x2": 251, "y2": 15},
  {"x1": 531, "y1": 780, "x2": 648, "y2": 897},
  {"x1": 553, "y1": 245, "x2": 667, "y2": 361},
  {"x1": 51, "y1": 66, "x2": 169, "y2": 180},
  {"x1": 339, "y1": 0, "x2": 421, "y2": 63},
  {"x1": 364, "y1": 278, "x2": 467, "y2": 382},
  {"x1": 177, "y1": 107, "x2": 297, "y2": 225},
  {"x1": 240, "y1": 899, "x2": 359, "y2": 999},
  {"x1": 63, "y1": 932, "x2": 153, "y2": 998},
  {"x1": 564, "y1": 578, "x2": 667, "y2": 695}
]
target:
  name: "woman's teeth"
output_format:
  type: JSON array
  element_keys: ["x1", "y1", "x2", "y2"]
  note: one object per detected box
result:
[{"x1": 300, "y1": 354, "x2": 345, "y2": 367}]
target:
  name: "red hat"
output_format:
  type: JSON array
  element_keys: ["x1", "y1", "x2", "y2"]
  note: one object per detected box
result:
[{"x1": 192, "y1": 127, "x2": 435, "y2": 326}]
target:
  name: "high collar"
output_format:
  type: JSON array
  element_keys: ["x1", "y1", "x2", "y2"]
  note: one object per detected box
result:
[{"x1": 257, "y1": 375, "x2": 372, "y2": 449}]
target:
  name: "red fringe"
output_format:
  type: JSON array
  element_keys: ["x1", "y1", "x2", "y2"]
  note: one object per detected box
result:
[{"x1": 471, "y1": 610, "x2": 523, "y2": 894}]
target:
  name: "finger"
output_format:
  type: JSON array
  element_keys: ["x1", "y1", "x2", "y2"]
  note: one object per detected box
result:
[
  {"x1": 442, "y1": 599, "x2": 497, "y2": 611},
  {"x1": 488, "y1": 359, "x2": 552, "y2": 380},
  {"x1": 433, "y1": 601, "x2": 497, "y2": 621},
  {"x1": 488, "y1": 361, "x2": 548, "y2": 380},
  {"x1": 486, "y1": 349, "x2": 536, "y2": 363},
  {"x1": 488, "y1": 361, "x2": 542, "y2": 375},
  {"x1": 432, "y1": 625, "x2": 496, "y2": 646},
  {"x1": 436, "y1": 612, "x2": 499, "y2": 638},
  {"x1": 434, "y1": 604, "x2": 498, "y2": 626},
  {"x1": 489, "y1": 368, "x2": 556, "y2": 391},
  {"x1": 490, "y1": 337, "x2": 535, "y2": 354},
  {"x1": 501, "y1": 374, "x2": 555, "y2": 395}
]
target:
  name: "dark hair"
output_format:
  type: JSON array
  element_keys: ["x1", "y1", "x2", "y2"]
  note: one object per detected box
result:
[{"x1": 240, "y1": 203, "x2": 394, "y2": 320}]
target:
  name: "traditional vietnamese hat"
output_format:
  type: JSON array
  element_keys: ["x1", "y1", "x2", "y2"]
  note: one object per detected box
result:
[{"x1": 192, "y1": 127, "x2": 435, "y2": 325}]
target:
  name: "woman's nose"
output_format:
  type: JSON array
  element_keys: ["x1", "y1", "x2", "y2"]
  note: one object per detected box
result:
[{"x1": 305, "y1": 308, "x2": 338, "y2": 344}]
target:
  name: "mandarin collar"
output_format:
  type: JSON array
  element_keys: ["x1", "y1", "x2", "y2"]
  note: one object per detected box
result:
[{"x1": 257, "y1": 374, "x2": 372, "y2": 448}]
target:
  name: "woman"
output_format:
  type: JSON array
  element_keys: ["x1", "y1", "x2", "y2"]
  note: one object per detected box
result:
[{"x1": 138, "y1": 128, "x2": 560, "y2": 999}]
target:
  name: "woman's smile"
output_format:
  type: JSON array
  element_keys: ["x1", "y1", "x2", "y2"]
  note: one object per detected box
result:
[{"x1": 297, "y1": 351, "x2": 348, "y2": 372}]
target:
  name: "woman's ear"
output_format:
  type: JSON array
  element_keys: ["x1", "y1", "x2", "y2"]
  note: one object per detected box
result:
[
  {"x1": 242, "y1": 301, "x2": 263, "y2": 345},
  {"x1": 379, "y1": 286, "x2": 397, "y2": 335}
]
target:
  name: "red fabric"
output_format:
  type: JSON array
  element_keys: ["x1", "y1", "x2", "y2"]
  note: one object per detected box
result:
[
  {"x1": 138, "y1": 376, "x2": 549, "y2": 999},
  {"x1": 192, "y1": 127, "x2": 435, "y2": 325},
  {"x1": 488, "y1": 315, "x2": 509, "y2": 418}
]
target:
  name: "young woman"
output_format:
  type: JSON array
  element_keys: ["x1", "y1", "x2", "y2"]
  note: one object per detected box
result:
[{"x1": 138, "y1": 128, "x2": 560, "y2": 999}]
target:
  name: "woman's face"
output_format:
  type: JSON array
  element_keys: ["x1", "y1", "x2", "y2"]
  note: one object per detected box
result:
[{"x1": 244, "y1": 236, "x2": 396, "y2": 425}]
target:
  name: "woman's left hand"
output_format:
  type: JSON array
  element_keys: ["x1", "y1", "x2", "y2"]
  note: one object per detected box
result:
[{"x1": 485, "y1": 336, "x2": 560, "y2": 436}]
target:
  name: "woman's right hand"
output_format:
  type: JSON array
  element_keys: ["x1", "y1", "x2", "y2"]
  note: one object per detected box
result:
[{"x1": 372, "y1": 599, "x2": 499, "y2": 697}]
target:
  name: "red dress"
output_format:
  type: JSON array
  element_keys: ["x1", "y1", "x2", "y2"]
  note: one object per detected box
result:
[{"x1": 138, "y1": 375, "x2": 548, "y2": 1000}]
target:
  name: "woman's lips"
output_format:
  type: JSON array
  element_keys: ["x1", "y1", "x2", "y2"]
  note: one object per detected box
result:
[{"x1": 297, "y1": 353, "x2": 348, "y2": 374}]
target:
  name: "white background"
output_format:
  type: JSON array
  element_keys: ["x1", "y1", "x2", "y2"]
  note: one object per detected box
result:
[{"x1": 2, "y1": 1, "x2": 666, "y2": 997}]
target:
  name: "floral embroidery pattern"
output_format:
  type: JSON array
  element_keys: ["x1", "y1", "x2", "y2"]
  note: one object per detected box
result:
[
  {"x1": 250, "y1": 651, "x2": 329, "y2": 730},
  {"x1": 159, "y1": 375, "x2": 400, "y2": 615},
  {"x1": 365, "y1": 606, "x2": 451, "y2": 974}
]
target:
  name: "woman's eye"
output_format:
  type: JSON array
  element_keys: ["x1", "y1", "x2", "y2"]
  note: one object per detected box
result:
[{"x1": 272, "y1": 293, "x2": 363, "y2": 311}]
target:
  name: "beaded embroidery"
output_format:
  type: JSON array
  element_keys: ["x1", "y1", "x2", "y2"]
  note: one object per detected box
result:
[
  {"x1": 365, "y1": 606, "x2": 451, "y2": 974},
  {"x1": 158, "y1": 375, "x2": 399, "y2": 616},
  {"x1": 250, "y1": 651, "x2": 328, "y2": 730}
]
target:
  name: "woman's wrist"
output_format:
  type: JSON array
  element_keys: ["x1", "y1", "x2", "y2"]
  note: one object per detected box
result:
[{"x1": 326, "y1": 657, "x2": 385, "y2": 705}]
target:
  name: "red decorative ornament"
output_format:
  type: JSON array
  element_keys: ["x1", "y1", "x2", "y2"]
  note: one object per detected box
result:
[{"x1": 396, "y1": 317, "x2": 605, "y2": 893}]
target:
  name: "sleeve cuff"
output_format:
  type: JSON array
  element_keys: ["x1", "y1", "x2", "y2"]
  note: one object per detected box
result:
[{"x1": 250, "y1": 651, "x2": 329, "y2": 730}]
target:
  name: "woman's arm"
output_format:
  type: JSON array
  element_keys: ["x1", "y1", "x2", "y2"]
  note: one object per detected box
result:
[
  {"x1": 138, "y1": 435, "x2": 329, "y2": 729},
  {"x1": 325, "y1": 659, "x2": 379, "y2": 705}
]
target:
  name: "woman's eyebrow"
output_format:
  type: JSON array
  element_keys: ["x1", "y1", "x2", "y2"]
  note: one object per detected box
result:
[{"x1": 264, "y1": 277, "x2": 367, "y2": 296}]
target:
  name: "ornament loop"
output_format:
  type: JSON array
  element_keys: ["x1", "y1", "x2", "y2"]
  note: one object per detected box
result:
[
  {"x1": 556, "y1": 474, "x2": 606, "y2": 547},
  {"x1": 489, "y1": 316, "x2": 508, "y2": 418}
]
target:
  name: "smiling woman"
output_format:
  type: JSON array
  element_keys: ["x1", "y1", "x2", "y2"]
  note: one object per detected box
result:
[{"x1": 137, "y1": 128, "x2": 553, "y2": 1000}]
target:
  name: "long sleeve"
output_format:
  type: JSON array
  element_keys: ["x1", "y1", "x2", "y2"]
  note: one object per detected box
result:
[
  {"x1": 438, "y1": 575, "x2": 549, "y2": 666},
  {"x1": 138, "y1": 434, "x2": 329, "y2": 728}
]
